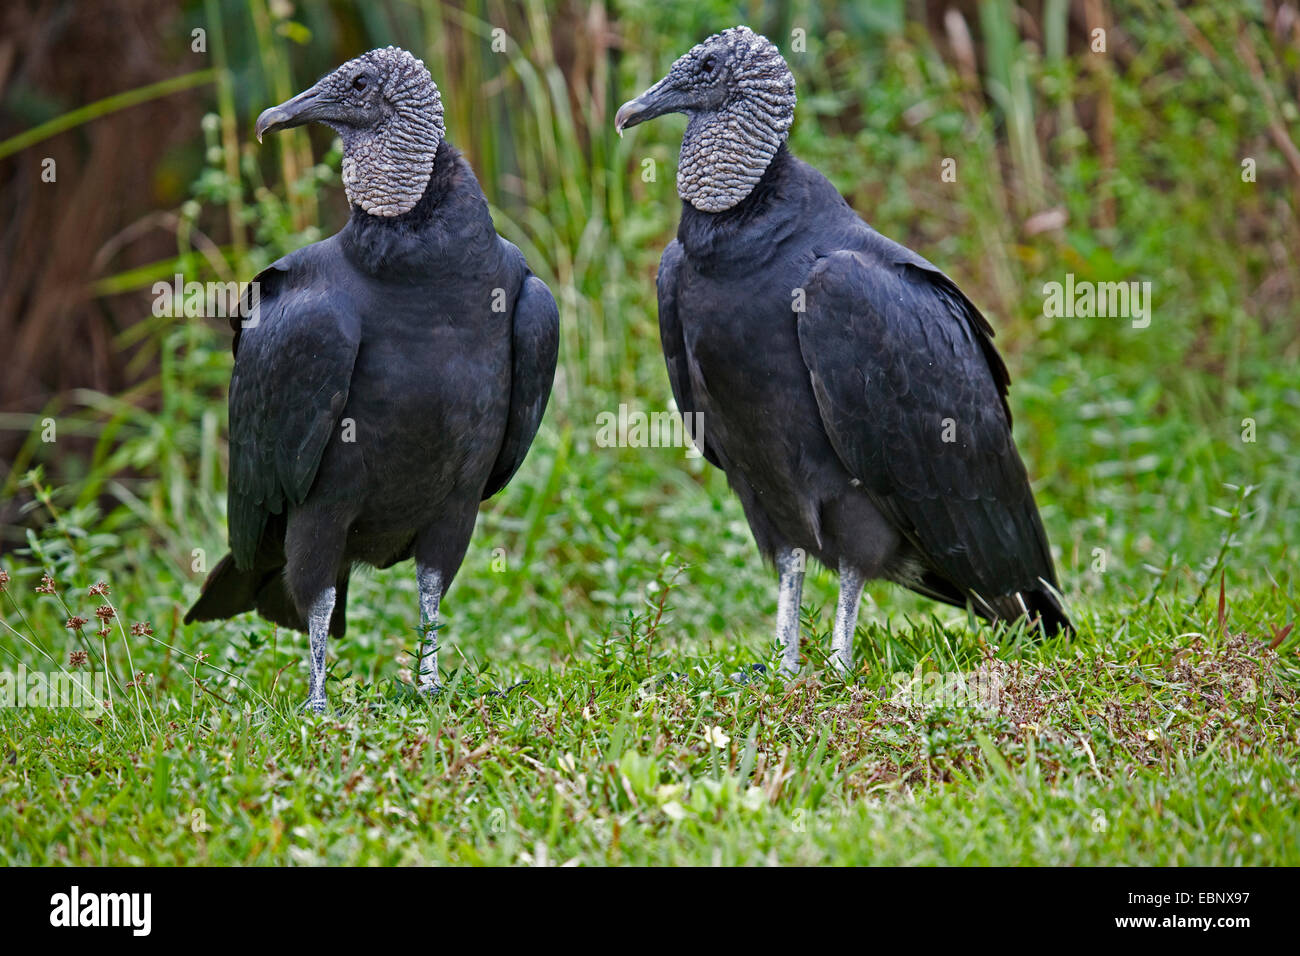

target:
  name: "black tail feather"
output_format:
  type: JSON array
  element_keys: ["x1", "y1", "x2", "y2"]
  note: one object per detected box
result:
[
  {"x1": 184, "y1": 553, "x2": 348, "y2": 637},
  {"x1": 1023, "y1": 586, "x2": 1073, "y2": 636},
  {"x1": 975, "y1": 585, "x2": 1073, "y2": 637},
  {"x1": 904, "y1": 571, "x2": 1073, "y2": 637}
]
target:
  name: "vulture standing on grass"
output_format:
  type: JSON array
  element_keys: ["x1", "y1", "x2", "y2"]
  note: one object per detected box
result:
[
  {"x1": 615, "y1": 26, "x2": 1070, "y2": 674},
  {"x1": 185, "y1": 47, "x2": 559, "y2": 711}
]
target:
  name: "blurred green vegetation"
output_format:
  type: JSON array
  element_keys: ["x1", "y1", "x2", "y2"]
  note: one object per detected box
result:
[{"x1": 0, "y1": 0, "x2": 1297, "y2": 864}]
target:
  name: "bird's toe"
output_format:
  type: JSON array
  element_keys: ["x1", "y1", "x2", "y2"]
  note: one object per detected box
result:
[{"x1": 728, "y1": 662, "x2": 769, "y2": 684}]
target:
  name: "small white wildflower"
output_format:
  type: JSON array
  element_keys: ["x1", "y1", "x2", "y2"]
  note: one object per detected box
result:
[
  {"x1": 655, "y1": 784, "x2": 684, "y2": 804},
  {"x1": 662, "y1": 801, "x2": 687, "y2": 821}
]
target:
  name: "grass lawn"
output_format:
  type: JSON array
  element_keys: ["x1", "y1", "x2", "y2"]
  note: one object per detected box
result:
[{"x1": 2, "y1": 421, "x2": 1296, "y2": 865}]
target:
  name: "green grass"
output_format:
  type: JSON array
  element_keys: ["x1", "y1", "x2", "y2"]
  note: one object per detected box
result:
[
  {"x1": 1, "y1": 0, "x2": 1298, "y2": 865},
  {"x1": 0, "y1": 577, "x2": 1296, "y2": 865},
  {"x1": 1, "y1": 431, "x2": 1297, "y2": 865}
]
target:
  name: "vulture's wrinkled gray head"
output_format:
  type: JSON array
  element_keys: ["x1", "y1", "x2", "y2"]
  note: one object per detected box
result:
[
  {"x1": 255, "y1": 47, "x2": 445, "y2": 217},
  {"x1": 615, "y1": 26, "x2": 796, "y2": 213}
]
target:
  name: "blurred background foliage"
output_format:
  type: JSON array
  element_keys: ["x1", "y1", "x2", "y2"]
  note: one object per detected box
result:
[{"x1": 0, "y1": 0, "x2": 1297, "y2": 675}]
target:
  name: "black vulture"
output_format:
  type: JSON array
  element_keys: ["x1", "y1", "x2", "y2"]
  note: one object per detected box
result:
[
  {"x1": 615, "y1": 26, "x2": 1070, "y2": 674},
  {"x1": 185, "y1": 47, "x2": 559, "y2": 710}
]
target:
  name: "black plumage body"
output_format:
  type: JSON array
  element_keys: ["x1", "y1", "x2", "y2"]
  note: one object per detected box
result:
[
  {"x1": 659, "y1": 144, "x2": 1067, "y2": 630},
  {"x1": 186, "y1": 141, "x2": 558, "y2": 636}
]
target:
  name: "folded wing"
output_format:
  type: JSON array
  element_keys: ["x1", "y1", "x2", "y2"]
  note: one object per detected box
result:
[
  {"x1": 227, "y1": 255, "x2": 362, "y2": 568},
  {"x1": 482, "y1": 269, "x2": 559, "y2": 499},
  {"x1": 797, "y1": 245, "x2": 1068, "y2": 629}
]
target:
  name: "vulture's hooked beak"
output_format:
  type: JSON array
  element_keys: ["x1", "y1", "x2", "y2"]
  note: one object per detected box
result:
[
  {"x1": 614, "y1": 76, "x2": 693, "y2": 135},
  {"x1": 255, "y1": 84, "x2": 334, "y2": 143}
]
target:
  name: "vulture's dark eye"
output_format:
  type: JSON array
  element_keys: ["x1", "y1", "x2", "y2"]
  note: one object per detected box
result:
[
  {"x1": 701, "y1": 55, "x2": 717, "y2": 75},
  {"x1": 352, "y1": 75, "x2": 368, "y2": 91}
]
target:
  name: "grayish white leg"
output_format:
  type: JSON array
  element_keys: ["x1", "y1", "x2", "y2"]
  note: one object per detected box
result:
[
  {"x1": 306, "y1": 587, "x2": 336, "y2": 713},
  {"x1": 832, "y1": 563, "x2": 867, "y2": 674},
  {"x1": 416, "y1": 565, "x2": 443, "y2": 694},
  {"x1": 775, "y1": 547, "x2": 805, "y2": 676}
]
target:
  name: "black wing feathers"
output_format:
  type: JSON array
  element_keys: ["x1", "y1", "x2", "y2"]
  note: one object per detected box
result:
[
  {"x1": 483, "y1": 272, "x2": 559, "y2": 499},
  {"x1": 799, "y1": 246, "x2": 1063, "y2": 622},
  {"x1": 657, "y1": 240, "x2": 722, "y2": 468},
  {"x1": 227, "y1": 253, "x2": 361, "y2": 569}
]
